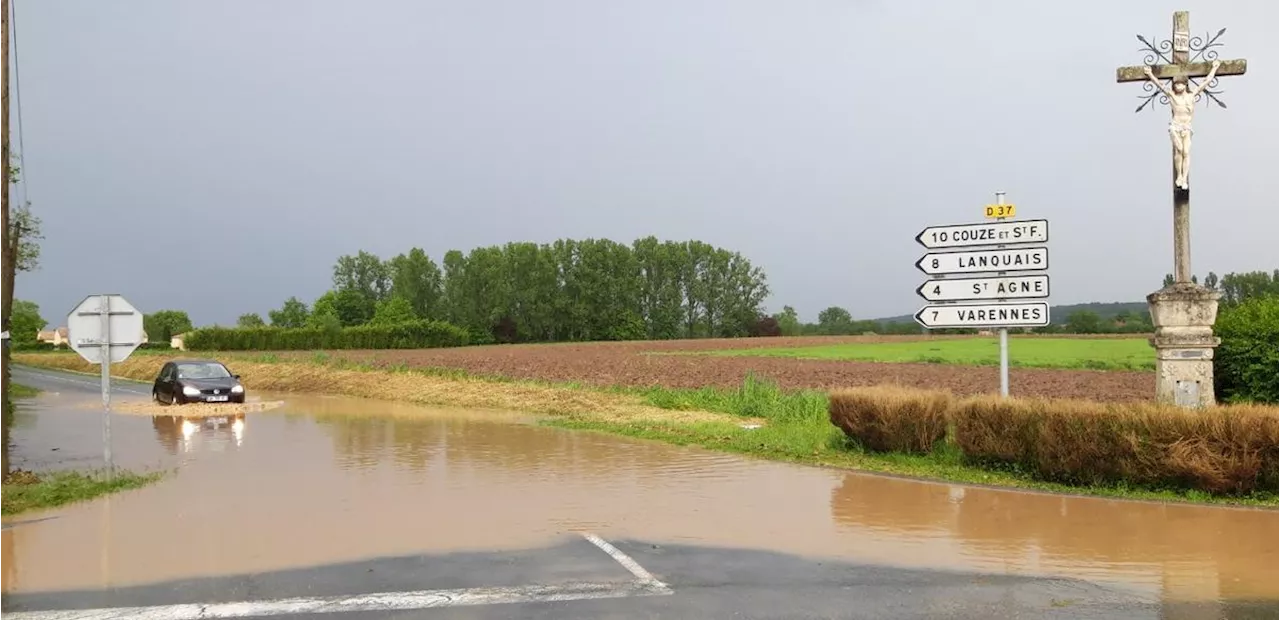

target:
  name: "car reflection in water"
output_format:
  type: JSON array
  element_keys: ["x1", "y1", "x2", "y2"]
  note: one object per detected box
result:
[{"x1": 152, "y1": 413, "x2": 246, "y2": 455}]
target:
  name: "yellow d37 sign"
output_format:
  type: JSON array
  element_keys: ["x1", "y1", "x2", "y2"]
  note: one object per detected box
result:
[{"x1": 984, "y1": 203, "x2": 1016, "y2": 219}]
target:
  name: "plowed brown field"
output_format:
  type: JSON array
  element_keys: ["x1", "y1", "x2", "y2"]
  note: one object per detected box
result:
[{"x1": 277, "y1": 336, "x2": 1155, "y2": 402}]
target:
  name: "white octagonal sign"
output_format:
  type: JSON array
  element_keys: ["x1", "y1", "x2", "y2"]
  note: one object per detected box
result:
[{"x1": 67, "y1": 294, "x2": 145, "y2": 364}]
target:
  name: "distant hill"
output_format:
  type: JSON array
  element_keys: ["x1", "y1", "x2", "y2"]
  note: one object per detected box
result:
[{"x1": 872, "y1": 301, "x2": 1148, "y2": 325}]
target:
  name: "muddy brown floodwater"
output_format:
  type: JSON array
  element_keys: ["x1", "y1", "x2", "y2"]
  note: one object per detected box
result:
[{"x1": 2, "y1": 390, "x2": 1276, "y2": 611}]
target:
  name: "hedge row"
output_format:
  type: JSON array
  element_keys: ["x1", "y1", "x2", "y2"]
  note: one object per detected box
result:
[
  {"x1": 829, "y1": 389, "x2": 1278, "y2": 495},
  {"x1": 183, "y1": 320, "x2": 470, "y2": 351},
  {"x1": 1214, "y1": 296, "x2": 1279, "y2": 404}
]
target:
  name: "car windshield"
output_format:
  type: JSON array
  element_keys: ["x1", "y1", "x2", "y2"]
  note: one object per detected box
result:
[{"x1": 176, "y1": 362, "x2": 231, "y2": 380}]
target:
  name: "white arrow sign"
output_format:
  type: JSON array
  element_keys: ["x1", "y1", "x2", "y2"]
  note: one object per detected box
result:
[
  {"x1": 916, "y1": 274, "x2": 1050, "y2": 302},
  {"x1": 915, "y1": 219, "x2": 1049, "y2": 250},
  {"x1": 914, "y1": 302, "x2": 1051, "y2": 329},
  {"x1": 916, "y1": 247, "x2": 1048, "y2": 276}
]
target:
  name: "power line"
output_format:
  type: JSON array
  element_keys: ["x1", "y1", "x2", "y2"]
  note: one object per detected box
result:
[{"x1": 9, "y1": 0, "x2": 28, "y2": 208}]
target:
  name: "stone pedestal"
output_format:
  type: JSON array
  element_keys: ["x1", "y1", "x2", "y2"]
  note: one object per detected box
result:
[{"x1": 1147, "y1": 283, "x2": 1221, "y2": 408}]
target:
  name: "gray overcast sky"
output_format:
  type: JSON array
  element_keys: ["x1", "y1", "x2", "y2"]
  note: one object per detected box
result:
[{"x1": 11, "y1": 0, "x2": 1279, "y2": 327}]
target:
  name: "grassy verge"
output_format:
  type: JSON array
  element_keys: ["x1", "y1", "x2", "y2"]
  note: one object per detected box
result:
[
  {"x1": 2, "y1": 469, "x2": 165, "y2": 516},
  {"x1": 13, "y1": 352, "x2": 1274, "y2": 506},
  {"x1": 691, "y1": 337, "x2": 1155, "y2": 371},
  {"x1": 11, "y1": 383, "x2": 41, "y2": 398},
  {"x1": 562, "y1": 375, "x2": 1276, "y2": 507}
]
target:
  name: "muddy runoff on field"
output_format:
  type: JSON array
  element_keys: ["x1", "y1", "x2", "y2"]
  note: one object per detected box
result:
[{"x1": 2, "y1": 391, "x2": 1275, "y2": 611}]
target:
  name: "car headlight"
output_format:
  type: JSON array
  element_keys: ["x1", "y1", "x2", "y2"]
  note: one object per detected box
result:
[
  {"x1": 231, "y1": 384, "x2": 244, "y2": 394},
  {"x1": 182, "y1": 386, "x2": 201, "y2": 396}
]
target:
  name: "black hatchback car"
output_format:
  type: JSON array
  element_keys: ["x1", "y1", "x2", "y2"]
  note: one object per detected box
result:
[{"x1": 152, "y1": 359, "x2": 247, "y2": 405}]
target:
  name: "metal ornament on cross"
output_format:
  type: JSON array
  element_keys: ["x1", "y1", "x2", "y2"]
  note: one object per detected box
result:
[
  {"x1": 1115, "y1": 11, "x2": 1247, "y2": 409},
  {"x1": 1115, "y1": 10, "x2": 1247, "y2": 284}
]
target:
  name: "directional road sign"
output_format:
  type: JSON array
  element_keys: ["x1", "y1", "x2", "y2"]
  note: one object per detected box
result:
[
  {"x1": 914, "y1": 302, "x2": 1051, "y2": 329},
  {"x1": 916, "y1": 247, "x2": 1048, "y2": 276},
  {"x1": 915, "y1": 219, "x2": 1048, "y2": 250},
  {"x1": 68, "y1": 294, "x2": 145, "y2": 364},
  {"x1": 916, "y1": 274, "x2": 1050, "y2": 302}
]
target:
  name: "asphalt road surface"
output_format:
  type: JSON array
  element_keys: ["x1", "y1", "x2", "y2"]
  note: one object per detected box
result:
[{"x1": 5, "y1": 366, "x2": 1275, "y2": 620}]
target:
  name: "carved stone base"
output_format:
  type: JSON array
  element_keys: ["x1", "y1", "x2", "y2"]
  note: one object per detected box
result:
[{"x1": 1147, "y1": 283, "x2": 1221, "y2": 409}]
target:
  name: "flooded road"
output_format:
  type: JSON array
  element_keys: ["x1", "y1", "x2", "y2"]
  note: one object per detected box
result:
[{"x1": 3, "y1": 374, "x2": 1276, "y2": 615}]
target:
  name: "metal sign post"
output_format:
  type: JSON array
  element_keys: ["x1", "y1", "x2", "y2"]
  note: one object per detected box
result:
[
  {"x1": 913, "y1": 196, "x2": 1051, "y2": 398},
  {"x1": 68, "y1": 294, "x2": 144, "y2": 476},
  {"x1": 100, "y1": 295, "x2": 113, "y2": 471},
  {"x1": 994, "y1": 192, "x2": 1011, "y2": 398}
]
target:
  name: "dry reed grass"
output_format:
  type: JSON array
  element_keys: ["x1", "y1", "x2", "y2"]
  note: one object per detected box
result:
[
  {"x1": 828, "y1": 380, "x2": 1278, "y2": 495},
  {"x1": 828, "y1": 386, "x2": 950, "y2": 454},
  {"x1": 952, "y1": 396, "x2": 1278, "y2": 494},
  {"x1": 14, "y1": 353, "x2": 751, "y2": 427}
]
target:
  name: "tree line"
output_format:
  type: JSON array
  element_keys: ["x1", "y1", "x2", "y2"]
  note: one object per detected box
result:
[
  {"x1": 13, "y1": 266, "x2": 1276, "y2": 352},
  {"x1": 1162, "y1": 270, "x2": 1279, "y2": 305},
  {"x1": 241, "y1": 237, "x2": 772, "y2": 344}
]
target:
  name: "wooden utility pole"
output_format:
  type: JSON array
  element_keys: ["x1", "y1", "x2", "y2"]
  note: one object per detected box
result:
[{"x1": 2, "y1": 0, "x2": 12, "y2": 400}]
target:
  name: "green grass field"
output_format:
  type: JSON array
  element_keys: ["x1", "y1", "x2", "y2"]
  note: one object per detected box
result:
[{"x1": 703, "y1": 337, "x2": 1154, "y2": 371}]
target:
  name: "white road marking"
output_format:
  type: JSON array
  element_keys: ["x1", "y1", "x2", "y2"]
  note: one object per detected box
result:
[
  {"x1": 5, "y1": 534, "x2": 672, "y2": 619},
  {"x1": 3, "y1": 581, "x2": 669, "y2": 620},
  {"x1": 581, "y1": 532, "x2": 669, "y2": 590}
]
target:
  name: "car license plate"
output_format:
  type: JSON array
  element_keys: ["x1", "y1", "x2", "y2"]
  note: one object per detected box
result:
[{"x1": 207, "y1": 395, "x2": 229, "y2": 402}]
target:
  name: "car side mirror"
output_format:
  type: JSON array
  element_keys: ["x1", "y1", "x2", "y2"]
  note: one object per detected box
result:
[{"x1": 233, "y1": 374, "x2": 241, "y2": 380}]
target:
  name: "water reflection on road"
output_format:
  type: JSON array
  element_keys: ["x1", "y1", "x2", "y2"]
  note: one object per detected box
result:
[{"x1": 1, "y1": 392, "x2": 1275, "y2": 614}]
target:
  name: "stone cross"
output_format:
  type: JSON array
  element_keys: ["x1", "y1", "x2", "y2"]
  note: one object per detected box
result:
[
  {"x1": 1115, "y1": 11, "x2": 1248, "y2": 409},
  {"x1": 1115, "y1": 10, "x2": 1247, "y2": 284}
]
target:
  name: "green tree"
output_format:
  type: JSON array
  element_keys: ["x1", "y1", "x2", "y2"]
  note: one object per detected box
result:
[
  {"x1": 439, "y1": 250, "x2": 474, "y2": 333},
  {"x1": 1065, "y1": 310, "x2": 1103, "y2": 334},
  {"x1": 268, "y1": 297, "x2": 310, "y2": 328},
  {"x1": 332, "y1": 288, "x2": 375, "y2": 326},
  {"x1": 388, "y1": 248, "x2": 443, "y2": 319},
  {"x1": 308, "y1": 291, "x2": 339, "y2": 328},
  {"x1": 776, "y1": 305, "x2": 801, "y2": 336},
  {"x1": 9, "y1": 300, "x2": 45, "y2": 347},
  {"x1": 7, "y1": 202, "x2": 41, "y2": 273},
  {"x1": 817, "y1": 306, "x2": 853, "y2": 335},
  {"x1": 311, "y1": 311, "x2": 342, "y2": 333},
  {"x1": 236, "y1": 313, "x2": 265, "y2": 328},
  {"x1": 1219, "y1": 270, "x2": 1280, "y2": 307},
  {"x1": 1163, "y1": 274, "x2": 1175, "y2": 288},
  {"x1": 633, "y1": 238, "x2": 685, "y2": 340},
  {"x1": 1203, "y1": 271, "x2": 1219, "y2": 291},
  {"x1": 144, "y1": 310, "x2": 194, "y2": 342},
  {"x1": 333, "y1": 250, "x2": 390, "y2": 302},
  {"x1": 371, "y1": 296, "x2": 416, "y2": 326},
  {"x1": 3, "y1": 200, "x2": 44, "y2": 403}
]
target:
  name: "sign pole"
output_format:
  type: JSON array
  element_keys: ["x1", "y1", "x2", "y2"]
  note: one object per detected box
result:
[
  {"x1": 995, "y1": 192, "x2": 1009, "y2": 398},
  {"x1": 68, "y1": 293, "x2": 142, "y2": 476},
  {"x1": 99, "y1": 294, "x2": 113, "y2": 476}
]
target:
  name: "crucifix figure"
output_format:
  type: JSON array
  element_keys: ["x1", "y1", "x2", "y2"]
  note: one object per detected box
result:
[
  {"x1": 1115, "y1": 10, "x2": 1247, "y2": 283},
  {"x1": 1143, "y1": 60, "x2": 1220, "y2": 190},
  {"x1": 1115, "y1": 10, "x2": 1249, "y2": 409}
]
